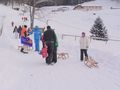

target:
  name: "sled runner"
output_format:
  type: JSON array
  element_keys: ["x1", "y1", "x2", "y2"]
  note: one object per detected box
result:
[
  {"x1": 21, "y1": 51, "x2": 28, "y2": 54},
  {"x1": 18, "y1": 45, "x2": 33, "y2": 51}
]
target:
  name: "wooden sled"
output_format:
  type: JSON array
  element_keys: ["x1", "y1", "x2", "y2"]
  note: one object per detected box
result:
[
  {"x1": 57, "y1": 52, "x2": 69, "y2": 60},
  {"x1": 84, "y1": 56, "x2": 98, "y2": 68},
  {"x1": 18, "y1": 45, "x2": 33, "y2": 51}
]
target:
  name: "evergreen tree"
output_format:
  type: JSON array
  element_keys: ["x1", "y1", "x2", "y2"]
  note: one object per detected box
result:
[{"x1": 90, "y1": 17, "x2": 108, "y2": 41}]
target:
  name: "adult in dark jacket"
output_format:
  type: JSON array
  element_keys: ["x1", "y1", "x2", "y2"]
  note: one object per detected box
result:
[
  {"x1": 17, "y1": 25, "x2": 22, "y2": 38},
  {"x1": 43, "y1": 26, "x2": 57, "y2": 65}
]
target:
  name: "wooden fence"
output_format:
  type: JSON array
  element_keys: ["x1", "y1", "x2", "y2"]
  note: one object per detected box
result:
[{"x1": 62, "y1": 34, "x2": 120, "y2": 42}]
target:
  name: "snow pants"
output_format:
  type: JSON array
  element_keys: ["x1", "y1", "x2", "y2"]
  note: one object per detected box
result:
[
  {"x1": 34, "y1": 39, "x2": 40, "y2": 52},
  {"x1": 80, "y1": 49, "x2": 88, "y2": 61},
  {"x1": 52, "y1": 46, "x2": 57, "y2": 63},
  {"x1": 45, "y1": 41, "x2": 54, "y2": 64}
]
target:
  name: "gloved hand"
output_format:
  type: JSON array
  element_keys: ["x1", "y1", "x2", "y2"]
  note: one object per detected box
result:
[{"x1": 55, "y1": 42, "x2": 58, "y2": 47}]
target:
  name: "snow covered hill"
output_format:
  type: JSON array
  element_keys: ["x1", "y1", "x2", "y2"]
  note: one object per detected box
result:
[{"x1": 0, "y1": 0, "x2": 120, "y2": 90}]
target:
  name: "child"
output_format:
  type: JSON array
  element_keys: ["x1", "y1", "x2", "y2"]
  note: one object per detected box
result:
[{"x1": 13, "y1": 26, "x2": 18, "y2": 39}]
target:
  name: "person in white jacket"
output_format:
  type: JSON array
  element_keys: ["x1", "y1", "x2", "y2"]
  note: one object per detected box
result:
[{"x1": 80, "y1": 32, "x2": 89, "y2": 61}]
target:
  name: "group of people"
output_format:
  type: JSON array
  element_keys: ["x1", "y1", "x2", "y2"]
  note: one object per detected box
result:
[
  {"x1": 12, "y1": 23, "x2": 58, "y2": 65},
  {"x1": 12, "y1": 21, "x2": 90, "y2": 65}
]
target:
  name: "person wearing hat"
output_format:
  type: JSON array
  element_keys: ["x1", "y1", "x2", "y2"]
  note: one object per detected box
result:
[
  {"x1": 43, "y1": 26, "x2": 58, "y2": 65},
  {"x1": 80, "y1": 32, "x2": 89, "y2": 61}
]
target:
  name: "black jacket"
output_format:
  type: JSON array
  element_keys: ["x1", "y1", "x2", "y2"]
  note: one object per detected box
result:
[{"x1": 44, "y1": 29, "x2": 56, "y2": 43}]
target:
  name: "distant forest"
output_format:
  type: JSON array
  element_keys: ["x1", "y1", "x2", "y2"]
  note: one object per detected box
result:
[
  {"x1": 0, "y1": 0, "x2": 94, "y2": 6},
  {"x1": 0, "y1": 0, "x2": 120, "y2": 7}
]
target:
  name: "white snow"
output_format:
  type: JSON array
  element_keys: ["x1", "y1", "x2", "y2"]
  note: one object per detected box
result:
[{"x1": 0, "y1": 0, "x2": 120, "y2": 90}]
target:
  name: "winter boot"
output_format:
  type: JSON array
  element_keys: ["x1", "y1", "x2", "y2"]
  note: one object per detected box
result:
[
  {"x1": 20, "y1": 47, "x2": 28, "y2": 54},
  {"x1": 20, "y1": 47, "x2": 24, "y2": 52}
]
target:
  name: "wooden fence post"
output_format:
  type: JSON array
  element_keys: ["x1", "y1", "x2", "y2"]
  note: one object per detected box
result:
[{"x1": 62, "y1": 34, "x2": 64, "y2": 40}]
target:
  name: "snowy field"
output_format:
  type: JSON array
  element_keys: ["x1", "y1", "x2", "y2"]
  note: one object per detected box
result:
[{"x1": 0, "y1": 0, "x2": 120, "y2": 90}]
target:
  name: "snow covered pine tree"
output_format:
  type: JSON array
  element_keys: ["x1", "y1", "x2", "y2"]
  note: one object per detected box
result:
[{"x1": 90, "y1": 17, "x2": 108, "y2": 41}]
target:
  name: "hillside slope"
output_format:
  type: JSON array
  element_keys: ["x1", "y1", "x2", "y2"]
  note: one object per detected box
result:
[{"x1": 0, "y1": 0, "x2": 120, "y2": 90}]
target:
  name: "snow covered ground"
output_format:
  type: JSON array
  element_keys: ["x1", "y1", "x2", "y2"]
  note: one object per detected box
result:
[{"x1": 0, "y1": 0, "x2": 120, "y2": 90}]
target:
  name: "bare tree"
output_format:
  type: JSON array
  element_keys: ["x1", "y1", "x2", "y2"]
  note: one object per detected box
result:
[{"x1": 30, "y1": 0, "x2": 36, "y2": 29}]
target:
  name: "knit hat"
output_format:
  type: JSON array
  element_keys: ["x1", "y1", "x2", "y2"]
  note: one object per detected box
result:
[{"x1": 47, "y1": 26, "x2": 51, "y2": 29}]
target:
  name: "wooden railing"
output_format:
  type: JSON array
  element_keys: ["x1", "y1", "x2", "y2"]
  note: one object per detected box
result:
[
  {"x1": 62, "y1": 34, "x2": 120, "y2": 42},
  {"x1": 62, "y1": 34, "x2": 80, "y2": 40}
]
